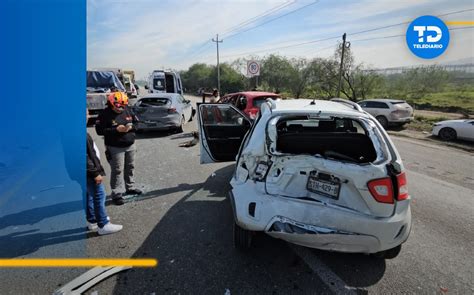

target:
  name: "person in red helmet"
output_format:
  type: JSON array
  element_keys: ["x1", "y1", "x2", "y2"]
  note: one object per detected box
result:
[{"x1": 95, "y1": 92, "x2": 142, "y2": 205}]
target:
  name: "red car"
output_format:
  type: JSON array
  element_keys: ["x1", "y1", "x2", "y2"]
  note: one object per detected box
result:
[{"x1": 218, "y1": 91, "x2": 280, "y2": 119}]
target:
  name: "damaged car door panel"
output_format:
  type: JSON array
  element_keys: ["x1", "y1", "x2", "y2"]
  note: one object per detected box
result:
[{"x1": 197, "y1": 99, "x2": 411, "y2": 259}]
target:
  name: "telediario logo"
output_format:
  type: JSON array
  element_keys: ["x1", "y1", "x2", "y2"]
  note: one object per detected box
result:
[{"x1": 406, "y1": 15, "x2": 450, "y2": 59}]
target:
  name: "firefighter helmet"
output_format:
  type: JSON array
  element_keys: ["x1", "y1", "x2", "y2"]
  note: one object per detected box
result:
[{"x1": 107, "y1": 92, "x2": 128, "y2": 110}]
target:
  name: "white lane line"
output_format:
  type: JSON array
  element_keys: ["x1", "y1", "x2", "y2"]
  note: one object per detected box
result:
[{"x1": 292, "y1": 245, "x2": 357, "y2": 294}]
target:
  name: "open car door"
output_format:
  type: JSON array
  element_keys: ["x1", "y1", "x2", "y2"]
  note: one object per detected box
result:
[{"x1": 198, "y1": 103, "x2": 252, "y2": 164}]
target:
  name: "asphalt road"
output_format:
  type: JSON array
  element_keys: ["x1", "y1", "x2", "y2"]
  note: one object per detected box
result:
[{"x1": 1, "y1": 95, "x2": 473, "y2": 294}]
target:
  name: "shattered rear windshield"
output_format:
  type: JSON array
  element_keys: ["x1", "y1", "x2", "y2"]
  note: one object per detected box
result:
[
  {"x1": 273, "y1": 116, "x2": 377, "y2": 163},
  {"x1": 139, "y1": 97, "x2": 170, "y2": 107}
]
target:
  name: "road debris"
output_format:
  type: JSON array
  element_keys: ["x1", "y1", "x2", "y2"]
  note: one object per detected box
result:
[
  {"x1": 54, "y1": 266, "x2": 131, "y2": 295},
  {"x1": 179, "y1": 131, "x2": 199, "y2": 147}
]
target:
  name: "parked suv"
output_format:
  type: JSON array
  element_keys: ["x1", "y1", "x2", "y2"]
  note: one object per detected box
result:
[
  {"x1": 197, "y1": 98, "x2": 411, "y2": 259},
  {"x1": 357, "y1": 99, "x2": 414, "y2": 128},
  {"x1": 218, "y1": 91, "x2": 280, "y2": 120}
]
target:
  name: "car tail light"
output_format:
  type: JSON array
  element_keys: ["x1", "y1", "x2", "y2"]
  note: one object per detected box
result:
[
  {"x1": 168, "y1": 107, "x2": 177, "y2": 114},
  {"x1": 368, "y1": 172, "x2": 409, "y2": 203},
  {"x1": 390, "y1": 110, "x2": 402, "y2": 118},
  {"x1": 250, "y1": 162, "x2": 270, "y2": 181},
  {"x1": 396, "y1": 172, "x2": 409, "y2": 201},
  {"x1": 368, "y1": 177, "x2": 394, "y2": 204}
]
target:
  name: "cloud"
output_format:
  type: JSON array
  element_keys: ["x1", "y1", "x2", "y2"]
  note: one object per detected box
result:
[{"x1": 88, "y1": 0, "x2": 474, "y2": 78}]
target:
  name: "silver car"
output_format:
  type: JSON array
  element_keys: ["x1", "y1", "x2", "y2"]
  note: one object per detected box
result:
[
  {"x1": 133, "y1": 93, "x2": 194, "y2": 133},
  {"x1": 358, "y1": 99, "x2": 414, "y2": 128}
]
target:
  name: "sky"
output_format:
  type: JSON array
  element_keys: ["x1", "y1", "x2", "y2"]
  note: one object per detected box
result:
[{"x1": 87, "y1": 0, "x2": 474, "y2": 79}]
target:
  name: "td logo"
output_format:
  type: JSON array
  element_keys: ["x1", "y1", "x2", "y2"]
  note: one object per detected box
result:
[{"x1": 406, "y1": 15, "x2": 449, "y2": 59}]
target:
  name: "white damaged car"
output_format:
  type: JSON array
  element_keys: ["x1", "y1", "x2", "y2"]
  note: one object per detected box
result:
[{"x1": 198, "y1": 98, "x2": 411, "y2": 259}]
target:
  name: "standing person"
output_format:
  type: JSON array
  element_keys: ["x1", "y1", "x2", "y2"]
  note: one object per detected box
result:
[
  {"x1": 87, "y1": 109, "x2": 123, "y2": 235},
  {"x1": 95, "y1": 92, "x2": 142, "y2": 206},
  {"x1": 210, "y1": 89, "x2": 219, "y2": 103},
  {"x1": 202, "y1": 88, "x2": 220, "y2": 103}
]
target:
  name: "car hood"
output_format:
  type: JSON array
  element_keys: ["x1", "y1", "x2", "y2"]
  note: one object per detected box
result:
[{"x1": 435, "y1": 119, "x2": 466, "y2": 125}]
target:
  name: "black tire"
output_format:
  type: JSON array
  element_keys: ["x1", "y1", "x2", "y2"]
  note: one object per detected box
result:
[
  {"x1": 376, "y1": 115, "x2": 389, "y2": 129},
  {"x1": 177, "y1": 116, "x2": 185, "y2": 133},
  {"x1": 233, "y1": 222, "x2": 252, "y2": 250},
  {"x1": 439, "y1": 127, "x2": 457, "y2": 141}
]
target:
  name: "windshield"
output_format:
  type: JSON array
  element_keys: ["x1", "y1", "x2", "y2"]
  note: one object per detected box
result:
[
  {"x1": 139, "y1": 97, "x2": 170, "y2": 107},
  {"x1": 269, "y1": 115, "x2": 377, "y2": 163},
  {"x1": 253, "y1": 96, "x2": 279, "y2": 108}
]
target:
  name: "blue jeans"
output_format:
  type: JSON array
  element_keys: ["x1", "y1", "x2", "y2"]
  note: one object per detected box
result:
[{"x1": 86, "y1": 178, "x2": 109, "y2": 228}]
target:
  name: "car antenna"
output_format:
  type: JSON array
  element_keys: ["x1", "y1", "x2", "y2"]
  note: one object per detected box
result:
[{"x1": 310, "y1": 98, "x2": 316, "y2": 105}]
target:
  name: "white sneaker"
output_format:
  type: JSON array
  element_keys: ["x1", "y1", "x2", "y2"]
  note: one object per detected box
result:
[
  {"x1": 98, "y1": 222, "x2": 123, "y2": 235},
  {"x1": 87, "y1": 217, "x2": 110, "y2": 232},
  {"x1": 87, "y1": 222, "x2": 98, "y2": 231}
]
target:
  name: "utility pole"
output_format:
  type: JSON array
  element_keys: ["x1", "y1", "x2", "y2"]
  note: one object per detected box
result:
[
  {"x1": 336, "y1": 33, "x2": 349, "y2": 98},
  {"x1": 212, "y1": 34, "x2": 223, "y2": 95}
]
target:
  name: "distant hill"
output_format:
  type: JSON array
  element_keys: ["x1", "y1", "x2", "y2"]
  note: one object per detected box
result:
[{"x1": 441, "y1": 57, "x2": 474, "y2": 65}]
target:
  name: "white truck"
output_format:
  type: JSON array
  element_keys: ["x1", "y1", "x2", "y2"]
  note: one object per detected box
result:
[
  {"x1": 145, "y1": 70, "x2": 183, "y2": 95},
  {"x1": 86, "y1": 70, "x2": 126, "y2": 119}
]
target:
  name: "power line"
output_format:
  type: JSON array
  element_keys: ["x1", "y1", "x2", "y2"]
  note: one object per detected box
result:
[
  {"x1": 221, "y1": 1, "x2": 295, "y2": 36},
  {"x1": 188, "y1": 1, "x2": 296, "y2": 58},
  {"x1": 217, "y1": 8, "x2": 474, "y2": 59},
  {"x1": 351, "y1": 26, "x2": 474, "y2": 43},
  {"x1": 223, "y1": 0, "x2": 320, "y2": 40}
]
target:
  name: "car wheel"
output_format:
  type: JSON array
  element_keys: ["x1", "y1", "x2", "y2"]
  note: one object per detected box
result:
[
  {"x1": 374, "y1": 245, "x2": 402, "y2": 259},
  {"x1": 233, "y1": 222, "x2": 252, "y2": 250},
  {"x1": 376, "y1": 116, "x2": 389, "y2": 129},
  {"x1": 177, "y1": 116, "x2": 185, "y2": 133},
  {"x1": 439, "y1": 127, "x2": 457, "y2": 141}
]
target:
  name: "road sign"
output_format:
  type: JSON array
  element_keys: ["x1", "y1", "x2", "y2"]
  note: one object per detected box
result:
[{"x1": 247, "y1": 60, "x2": 260, "y2": 76}]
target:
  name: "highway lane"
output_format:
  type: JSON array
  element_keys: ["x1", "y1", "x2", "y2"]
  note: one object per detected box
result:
[{"x1": 0, "y1": 96, "x2": 472, "y2": 294}]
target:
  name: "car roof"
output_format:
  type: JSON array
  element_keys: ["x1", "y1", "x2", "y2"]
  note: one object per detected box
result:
[
  {"x1": 270, "y1": 99, "x2": 368, "y2": 117},
  {"x1": 360, "y1": 98, "x2": 405, "y2": 103},
  {"x1": 139, "y1": 93, "x2": 180, "y2": 99},
  {"x1": 226, "y1": 91, "x2": 280, "y2": 99}
]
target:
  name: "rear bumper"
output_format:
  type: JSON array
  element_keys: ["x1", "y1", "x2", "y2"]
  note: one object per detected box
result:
[
  {"x1": 230, "y1": 181, "x2": 411, "y2": 253},
  {"x1": 389, "y1": 116, "x2": 414, "y2": 124},
  {"x1": 136, "y1": 115, "x2": 181, "y2": 130}
]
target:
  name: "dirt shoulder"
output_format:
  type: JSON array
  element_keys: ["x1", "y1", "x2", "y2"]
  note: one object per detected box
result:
[{"x1": 387, "y1": 129, "x2": 474, "y2": 153}]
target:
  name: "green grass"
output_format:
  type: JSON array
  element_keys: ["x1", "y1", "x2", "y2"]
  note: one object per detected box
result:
[
  {"x1": 405, "y1": 115, "x2": 450, "y2": 132},
  {"x1": 410, "y1": 90, "x2": 474, "y2": 113}
]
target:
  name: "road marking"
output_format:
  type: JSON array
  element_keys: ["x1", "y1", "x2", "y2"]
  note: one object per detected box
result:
[{"x1": 292, "y1": 245, "x2": 357, "y2": 294}]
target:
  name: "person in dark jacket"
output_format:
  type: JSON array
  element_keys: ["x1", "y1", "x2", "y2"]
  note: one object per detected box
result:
[
  {"x1": 87, "y1": 109, "x2": 122, "y2": 235},
  {"x1": 95, "y1": 92, "x2": 142, "y2": 205}
]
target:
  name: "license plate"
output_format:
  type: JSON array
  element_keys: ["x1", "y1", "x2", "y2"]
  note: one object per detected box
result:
[{"x1": 307, "y1": 176, "x2": 340, "y2": 199}]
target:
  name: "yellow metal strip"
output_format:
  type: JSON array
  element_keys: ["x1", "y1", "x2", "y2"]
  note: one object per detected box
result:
[
  {"x1": 446, "y1": 21, "x2": 474, "y2": 25},
  {"x1": 0, "y1": 258, "x2": 158, "y2": 268}
]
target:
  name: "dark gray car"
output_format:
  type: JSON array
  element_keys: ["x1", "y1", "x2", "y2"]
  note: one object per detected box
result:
[{"x1": 133, "y1": 93, "x2": 194, "y2": 133}]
